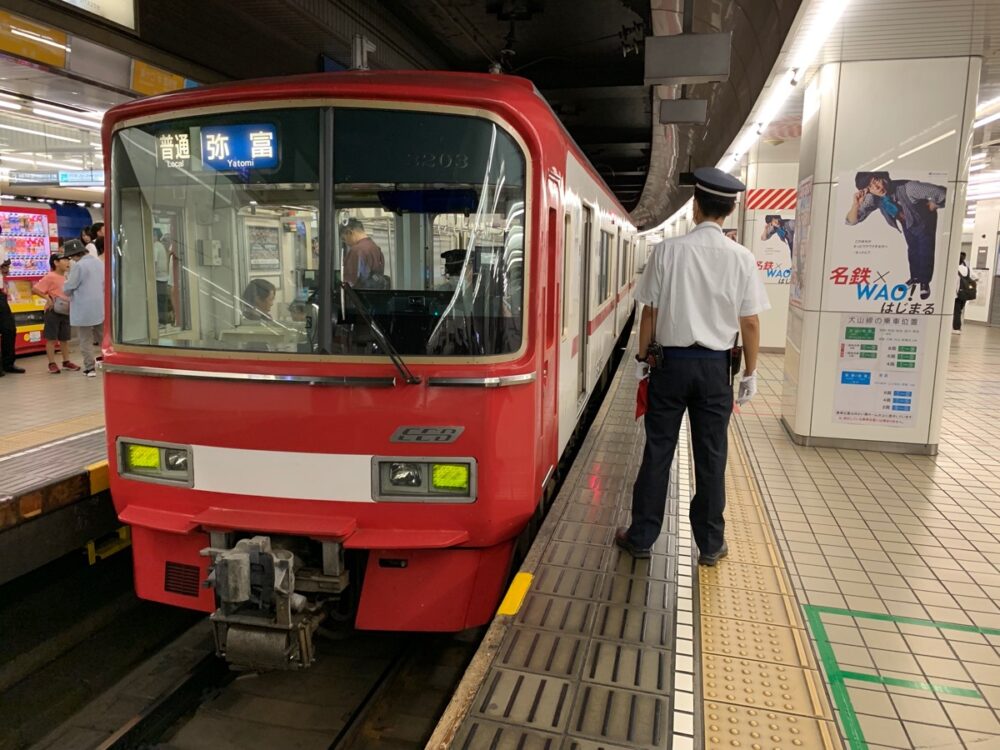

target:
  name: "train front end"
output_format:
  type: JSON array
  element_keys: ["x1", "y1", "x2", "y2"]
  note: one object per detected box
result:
[{"x1": 104, "y1": 83, "x2": 547, "y2": 669}]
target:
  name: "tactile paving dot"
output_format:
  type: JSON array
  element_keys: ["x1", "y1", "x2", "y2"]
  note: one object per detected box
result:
[
  {"x1": 700, "y1": 616, "x2": 816, "y2": 669},
  {"x1": 719, "y1": 520, "x2": 771, "y2": 543},
  {"x1": 701, "y1": 655, "x2": 831, "y2": 719},
  {"x1": 703, "y1": 702, "x2": 840, "y2": 749},
  {"x1": 699, "y1": 585, "x2": 797, "y2": 628},
  {"x1": 700, "y1": 560, "x2": 786, "y2": 595},
  {"x1": 722, "y1": 538, "x2": 775, "y2": 567}
]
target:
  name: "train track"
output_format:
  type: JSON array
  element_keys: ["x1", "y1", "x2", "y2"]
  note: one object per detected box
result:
[{"x1": 35, "y1": 621, "x2": 478, "y2": 750}]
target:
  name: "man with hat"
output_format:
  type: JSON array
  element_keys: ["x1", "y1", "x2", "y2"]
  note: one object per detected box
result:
[
  {"x1": 616, "y1": 167, "x2": 769, "y2": 565},
  {"x1": 62, "y1": 238, "x2": 104, "y2": 377},
  {"x1": 0, "y1": 252, "x2": 25, "y2": 375}
]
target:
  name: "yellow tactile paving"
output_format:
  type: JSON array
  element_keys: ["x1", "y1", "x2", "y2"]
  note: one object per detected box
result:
[
  {"x1": 701, "y1": 615, "x2": 817, "y2": 669},
  {"x1": 698, "y1": 428, "x2": 844, "y2": 749},
  {"x1": 0, "y1": 411, "x2": 104, "y2": 454}
]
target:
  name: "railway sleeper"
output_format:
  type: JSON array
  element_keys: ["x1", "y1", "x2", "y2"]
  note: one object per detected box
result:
[{"x1": 201, "y1": 534, "x2": 350, "y2": 671}]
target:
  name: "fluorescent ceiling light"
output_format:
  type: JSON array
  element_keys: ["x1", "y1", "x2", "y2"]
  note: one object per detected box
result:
[
  {"x1": 0, "y1": 100, "x2": 22, "y2": 112},
  {"x1": 970, "y1": 163, "x2": 988, "y2": 172},
  {"x1": 974, "y1": 111, "x2": 1000, "y2": 129},
  {"x1": 976, "y1": 95, "x2": 1000, "y2": 115},
  {"x1": 0, "y1": 154, "x2": 86, "y2": 170},
  {"x1": 897, "y1": 130, "x2": 956, "y2": 159},
  {"x1": 788, "y1": 0, "x2": 851, "y2": 72},
  {"x1": 872, "y1": 159, "x2": 895, "y2": 171},
  {"x1": 9, "y1": 27, "x2": 69, "y2": 52},
  {"x1": 971, "y1": 151, "x2": 987, "y2": 161},
  {"x1": 0, "y1": 122, "x2": 80, "y2": 143},
  {"x1": 31, "y1": 107, "x2": 100, "y2": 130}
]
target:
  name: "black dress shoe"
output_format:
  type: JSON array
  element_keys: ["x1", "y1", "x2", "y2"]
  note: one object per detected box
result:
[
  {"x1": 3, "y1": 366, "x2": 25, "y2": 374},
  {"x1": 698, "y1": 541, "x2": 729, "y2": 567},
  {"x1": 920, "y1": 283, "x2": 931, "y2": 300},
  {"x1": 614, "y1": 527, "x2": 652, "y2": 559}
]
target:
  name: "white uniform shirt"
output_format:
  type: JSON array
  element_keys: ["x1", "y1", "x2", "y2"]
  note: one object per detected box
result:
[{"x1": 636, "y1": 222, "x2": 770, "y2": 351}]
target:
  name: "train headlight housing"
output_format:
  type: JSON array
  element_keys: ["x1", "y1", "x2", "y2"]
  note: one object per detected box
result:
[
  {"x1": 373, "y1": 458, "x2": 476, "y2": 502},
  {"x1": 119, "y1": 439, "x2": 193, "y2": 485}
]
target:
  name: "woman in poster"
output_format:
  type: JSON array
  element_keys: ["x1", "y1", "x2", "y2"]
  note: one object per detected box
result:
[{"x1": 846, "y1": 172, "x2": 946, "y2": 301}]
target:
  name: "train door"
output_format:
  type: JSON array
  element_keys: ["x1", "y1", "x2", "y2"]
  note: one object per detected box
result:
[
  {"x1": 578, "y1": 204, "x2": 593, "y2": 402},
  {"x1": 541, "y1": 176, "x2": 561, "y2": 476}
]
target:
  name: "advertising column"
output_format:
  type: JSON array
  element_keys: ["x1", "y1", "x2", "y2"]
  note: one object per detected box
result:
[
  {"x1": 783, "y1": 56, "x2": 980, "y2": 453},
  {"x1": 741, "y1": 141, "x2": 800, "y2": 349}
]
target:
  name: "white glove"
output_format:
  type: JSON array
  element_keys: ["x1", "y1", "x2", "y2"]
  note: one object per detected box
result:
[
  {"x1": 737, "y1": 371, "x2": 757, "y2": 405},
  {"x1": 634, "y1": 359, "x2": 650, "y2": 381}
]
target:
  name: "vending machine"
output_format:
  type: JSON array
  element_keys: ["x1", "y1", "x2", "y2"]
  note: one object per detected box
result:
[{"x1": 1, "y1": 205, "x2": 58, "y2": 354}]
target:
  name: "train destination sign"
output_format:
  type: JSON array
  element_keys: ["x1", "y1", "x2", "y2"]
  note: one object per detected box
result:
[{"x1": 200, "y1": 124, "x2": 279, "y2": 171}]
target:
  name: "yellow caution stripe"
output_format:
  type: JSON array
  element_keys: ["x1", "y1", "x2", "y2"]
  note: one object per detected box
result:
[
  {"x1": 497, "y1": 572, "x2": 533, "y2": 616},
  {"x1": 86, "y1": 460, "x2": 110, "y2": 495}
]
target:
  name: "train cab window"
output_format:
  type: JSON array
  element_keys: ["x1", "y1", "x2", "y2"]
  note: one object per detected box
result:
[
  {"x1": 112, "y1": 108, "x2": 320, "y2": 353},
  {"x1": 111, "y1": 106, "x2": 526, "y2": 359},
  {"x1": 331, "y1": 108, "x2": 526, "y2": 357}
]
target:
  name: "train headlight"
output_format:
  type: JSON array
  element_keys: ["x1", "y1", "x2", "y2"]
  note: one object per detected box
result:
[
  {"x1": 389, "y1": 463, "x2": 423, "y2": 487},
  {"x1": 119, "y1": 439, "x2": 193, "y2": 485},
  {"x1": 373, "y1": 458, "x2": 476, "y2": 502}
]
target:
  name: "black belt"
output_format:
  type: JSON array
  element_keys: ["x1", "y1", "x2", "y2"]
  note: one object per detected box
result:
[{"x1": 662, "y1": 346, "x2": 728, "y2": 360}]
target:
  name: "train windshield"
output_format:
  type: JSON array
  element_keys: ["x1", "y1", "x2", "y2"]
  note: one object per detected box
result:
[{"x1": 111, "y1": 106, "x2": 526, "y2": 358}]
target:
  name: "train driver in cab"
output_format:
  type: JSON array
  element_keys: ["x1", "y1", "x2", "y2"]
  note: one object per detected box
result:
[{"x1": 436, "y1": 249, "x2": 474, "y2": 293}]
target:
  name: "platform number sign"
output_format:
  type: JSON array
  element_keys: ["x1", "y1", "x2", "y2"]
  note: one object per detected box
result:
[{"x1": 199, "y1": 124, "x2": 279, "y2": 171}]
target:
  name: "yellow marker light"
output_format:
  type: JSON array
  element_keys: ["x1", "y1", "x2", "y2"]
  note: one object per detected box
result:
[
  {"x1": 431, "y1": 463, "x2": 469, "y2": 491},
  {"x1": 498, "y1": 572, "x2": 533, "y2": 616},
  {"x1": 127, "y1": 444, "x2": 160, "y2": 470}
]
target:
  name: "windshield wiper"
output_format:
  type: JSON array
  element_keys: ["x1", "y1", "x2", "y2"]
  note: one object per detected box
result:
[{"x1": 339, "y1": 282, "x2": 421, "y2": 385}]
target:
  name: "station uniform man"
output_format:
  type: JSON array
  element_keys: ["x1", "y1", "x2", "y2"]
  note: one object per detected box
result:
[{"x1": 615, "y1": 168, "x2": 769, "y2": 566}]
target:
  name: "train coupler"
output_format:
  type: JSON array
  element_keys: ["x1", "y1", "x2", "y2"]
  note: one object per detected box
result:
[{"x1": 200, "y1": 535, "x2": 345, "y2": 670}]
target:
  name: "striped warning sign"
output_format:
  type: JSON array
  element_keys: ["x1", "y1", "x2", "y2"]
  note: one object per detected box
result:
[{"x1": 746, "y1": 188, "x2": 797, "y2": 211}]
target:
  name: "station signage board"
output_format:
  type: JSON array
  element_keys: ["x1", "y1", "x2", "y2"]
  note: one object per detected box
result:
[
  {"x1": 58, "y1": 170, "x2": 104, "y2": 187},
  {"x1": 8, "y1": 171, "x2": 59, "y2": 185},
  {"x1": 54, "y1": 0, "x2": 136, "y2": 31}
]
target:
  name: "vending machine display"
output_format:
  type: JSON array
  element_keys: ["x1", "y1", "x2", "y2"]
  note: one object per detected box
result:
[{"x1": 0, "y1": 206, "x2": 58, "y2": 353}]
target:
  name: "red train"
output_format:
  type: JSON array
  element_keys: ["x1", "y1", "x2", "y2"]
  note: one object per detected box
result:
[{"x1": 103, "y1": 71, "x2": 641, "y2": 669}]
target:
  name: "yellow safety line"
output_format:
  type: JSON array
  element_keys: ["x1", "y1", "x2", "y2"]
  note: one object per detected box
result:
[
  {"x1": 698, "y1": 427, "x2": 844, "y2": 749},
  {"x1": 497, "y1": 572, "x2": 533, "y2": 616}
]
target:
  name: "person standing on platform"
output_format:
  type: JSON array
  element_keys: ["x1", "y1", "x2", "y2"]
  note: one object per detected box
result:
[
  {"x1": 0, "y1": 253, "x2": 26, "y2": 376},
  {"x1": 85, "y1": 222, "x2": 103, "y2": 258},
  {"x1": 615, "y1": 168, "x2": 769, "y2": 566},
  {"x1": 62, "y1": 239, "x2": 104, "y2": 378},
  {"x1": 32, "y1": 252, "x2": 81, "y2": 374},
  {"x1": 953, "y1": 251, "x2": 977, "y2": 334}
]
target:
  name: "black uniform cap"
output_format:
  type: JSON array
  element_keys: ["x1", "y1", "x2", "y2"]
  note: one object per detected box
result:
[{"x1": 693, "y1": 167, "x2": 746, "y2": 199}]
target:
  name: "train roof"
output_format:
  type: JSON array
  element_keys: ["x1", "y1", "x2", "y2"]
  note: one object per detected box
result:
[{"x1": 103, "y1": 70, "x2": 633, "y2": 219}]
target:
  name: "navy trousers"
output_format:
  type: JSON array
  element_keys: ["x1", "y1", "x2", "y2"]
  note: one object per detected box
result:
[{"x1": 628, "y1": 354, "x2": 732, "y2": 554}]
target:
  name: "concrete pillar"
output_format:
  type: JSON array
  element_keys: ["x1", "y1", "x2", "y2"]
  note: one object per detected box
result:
[
  {"x1": 966, "y1": 200, "x2": 999, "y2": 325},
  {"x1": 783, "y1": 56, "x2": 981, "y2": 454},
  {"x1": 742, "y1": 140, "x2": 800, "y2": 350}
]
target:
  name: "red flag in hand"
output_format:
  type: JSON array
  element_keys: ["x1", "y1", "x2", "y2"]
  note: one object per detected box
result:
[{"x1": 636, "y1": 378, "x2": 648, "y2": 419}]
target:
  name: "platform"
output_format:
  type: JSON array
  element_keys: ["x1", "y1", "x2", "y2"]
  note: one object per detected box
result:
[
  {"x1": 433, "y1": 323, "x2": 1000, "y2": 750},
  {"x1": 0, "y1": 352, "x2": 112, "y2": 584}
]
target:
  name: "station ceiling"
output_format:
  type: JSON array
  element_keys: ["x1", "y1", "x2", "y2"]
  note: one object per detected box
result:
[{"x1": 8, "y1": 0, "x2": 797, "y2": 226}]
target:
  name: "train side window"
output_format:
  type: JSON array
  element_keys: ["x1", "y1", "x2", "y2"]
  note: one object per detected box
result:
[
  {"x1": 562, "y1": 212, "x2": 571, "y2": 337},
  {"x1": 598, "y1": 230, "x2": 611, "y2": 303}
]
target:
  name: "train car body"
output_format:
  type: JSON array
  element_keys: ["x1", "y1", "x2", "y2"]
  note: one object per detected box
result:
[{"x1": 102, "y1": 72, "x2": 637, "y2": 668}]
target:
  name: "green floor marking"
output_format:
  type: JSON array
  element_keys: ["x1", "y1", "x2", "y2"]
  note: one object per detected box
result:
[{"x1": 803, "y1": 605, "x2": 995, "y2": 750}]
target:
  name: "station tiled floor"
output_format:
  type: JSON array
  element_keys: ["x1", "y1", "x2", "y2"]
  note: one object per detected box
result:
[
  {"x1": 0, "y1": 349, "x2": 105, "y2": 457},
  {"x1": 738, "y1": 323, "x2": 1000, "y2": 750}
]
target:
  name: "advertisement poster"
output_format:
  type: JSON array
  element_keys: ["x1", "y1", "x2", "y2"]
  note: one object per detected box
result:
[
  {"x1": 747, "y1": 188, "x2": 796, "y2": 286},
  {"x1": 828, "y1": 170, "x2": 948, "y2": 315},
  {"x1": 833, "y1": 313, "x2": 927, "y2": 427},
  {"x1": 789, "y1": 176, "x2": 813, "y2": 307},
  {"x1": 246, "y1": 222, "x2": 281, "y2": 271}
]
